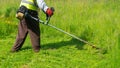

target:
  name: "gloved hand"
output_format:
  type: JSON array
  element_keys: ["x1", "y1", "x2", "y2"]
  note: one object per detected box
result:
[
  {"x1": 46, "y1": 7, "x2": 54, "y2": 17},
  {"x1": 16, "y1": 12, "x2": 24, "y2": 20},
  {"x1": 16, "y1": 6, "x2": 27, "y2": 20}
]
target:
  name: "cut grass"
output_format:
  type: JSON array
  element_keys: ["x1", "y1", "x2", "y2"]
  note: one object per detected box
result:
[{"x1": 0, "y1": 0, "x2": 120, "y2": 68}]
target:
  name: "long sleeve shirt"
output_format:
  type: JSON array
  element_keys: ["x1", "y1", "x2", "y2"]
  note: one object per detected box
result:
[{"x1": 36, "y1": 0, "x2": 48, "y2": 12}]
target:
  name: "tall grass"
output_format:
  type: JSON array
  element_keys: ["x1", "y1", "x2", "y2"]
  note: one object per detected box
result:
[
  {"x1": 39, "y1": 0, "x2": 120, "y2": 67},
  {"x1": 0, "y1": 0, "x2": 120, "y2": 68},
  {"x1": 0, "y1": 0, "x2": 20, "y2": 38}
]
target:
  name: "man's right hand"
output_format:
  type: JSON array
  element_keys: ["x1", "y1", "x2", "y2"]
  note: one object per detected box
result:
[{"x1": 16, "y1": 12, "x2": 24, "y2": 20}]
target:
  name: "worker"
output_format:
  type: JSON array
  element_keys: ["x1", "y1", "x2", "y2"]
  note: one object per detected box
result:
[{"x1": 11, "y1": 0, "x2": 54, "y2": 52}]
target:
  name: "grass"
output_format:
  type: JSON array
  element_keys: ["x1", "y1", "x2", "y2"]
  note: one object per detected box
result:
[{"x1": 0, "y1": 0, "x2": 120, "y2": 68}]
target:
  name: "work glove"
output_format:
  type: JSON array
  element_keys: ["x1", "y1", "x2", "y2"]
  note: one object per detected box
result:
[
  {"x1": 16, "y1": 12, "x2": 24, "y2": 20},
  {"x1": 16, "y1": 6, "x2": 28, "y2": 20},
  {"x1": 46, "y1": 7, "x2": 54, "y2": 17}
]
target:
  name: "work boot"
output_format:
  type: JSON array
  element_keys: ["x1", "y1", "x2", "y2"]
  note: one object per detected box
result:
[
  {"x1": 33, "y1": 45, "x2": 40, "y2": 53},
  {"x1": 10, "y1": 49, "x2": 19, "y2": 53},
  {"x1": 34, "y1": 49, "x2": 40, "y2": 53}
]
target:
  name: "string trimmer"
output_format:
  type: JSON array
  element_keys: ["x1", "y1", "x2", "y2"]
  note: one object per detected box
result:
[{"x1": 27, "y1": 12, "x2": 107, "y2": 54}]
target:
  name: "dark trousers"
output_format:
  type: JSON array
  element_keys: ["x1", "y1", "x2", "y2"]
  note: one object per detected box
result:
[{"x1": 11, "y1": 14, "x2": 40, "y2": 52}]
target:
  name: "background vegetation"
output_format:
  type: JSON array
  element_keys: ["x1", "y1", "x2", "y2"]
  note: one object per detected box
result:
[{"x1": 0, "y1": 0, "x2": 120, "y2": 68}]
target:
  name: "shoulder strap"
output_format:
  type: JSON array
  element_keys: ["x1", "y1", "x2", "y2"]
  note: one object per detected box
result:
[{"x1": 33, "y1": 0, "x2": 38, "y2": 7}]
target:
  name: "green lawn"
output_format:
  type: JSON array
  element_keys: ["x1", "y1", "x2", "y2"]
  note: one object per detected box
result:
[{"x1": 0, "y1": 0, "x2": 120, "y2": 68}]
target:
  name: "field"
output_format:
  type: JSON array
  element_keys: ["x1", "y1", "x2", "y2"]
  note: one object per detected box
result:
[{"x1": 0, "y1": 0, "x2": 120, "y2": 68}]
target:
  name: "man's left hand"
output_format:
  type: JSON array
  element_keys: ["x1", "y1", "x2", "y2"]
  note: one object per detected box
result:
[{"x1": 46, "y1": 7, "x2": 54, "y2": 17}]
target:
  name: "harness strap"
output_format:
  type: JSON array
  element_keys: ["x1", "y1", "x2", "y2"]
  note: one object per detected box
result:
[{"x1": 21, "y1": 0, "x2": 37, "y2": 7}]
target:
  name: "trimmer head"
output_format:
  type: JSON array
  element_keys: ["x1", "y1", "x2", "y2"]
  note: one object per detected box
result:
[{"x1": 94, "y1": 46, "x2": 107, "y2": 54}]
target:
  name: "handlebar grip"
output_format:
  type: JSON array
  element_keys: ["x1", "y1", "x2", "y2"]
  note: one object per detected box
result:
[{"x1": 50, "y1": 7, "x2": 55, "y2": 12}]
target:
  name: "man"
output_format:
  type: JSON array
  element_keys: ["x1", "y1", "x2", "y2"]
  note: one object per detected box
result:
[{"x1": 11, "y1": 0, "x2": 54, "y2": 52}]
